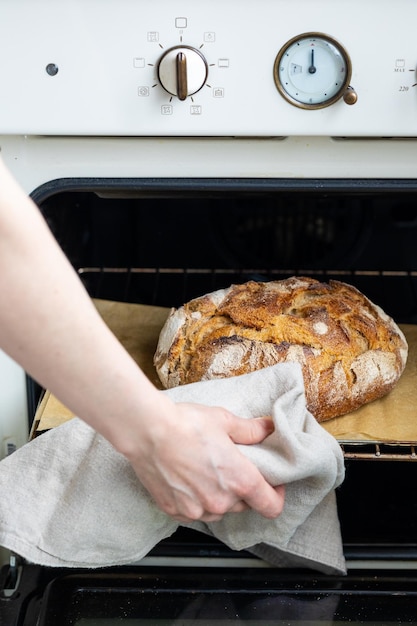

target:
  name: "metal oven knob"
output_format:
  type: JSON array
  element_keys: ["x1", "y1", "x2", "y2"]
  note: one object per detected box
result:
[{"x1": 157, "y1": 46, "x2": 208, "y2": 100}]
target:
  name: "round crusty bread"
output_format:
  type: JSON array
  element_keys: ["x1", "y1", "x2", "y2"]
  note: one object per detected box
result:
[{"x1": 154, "y1": 277, "x2": 408, "y2": 422}]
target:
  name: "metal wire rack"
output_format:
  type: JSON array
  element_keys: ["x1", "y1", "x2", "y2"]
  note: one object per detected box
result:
[
  {"x1": 340, "y1": 443, "x2": 417, "y2": 461},
  {"x1": 77, "y1": 266, "x2": 417, "y2": 322},
  {"x1": 76, "y1": 266, "x2": 417, "y2": 461}
]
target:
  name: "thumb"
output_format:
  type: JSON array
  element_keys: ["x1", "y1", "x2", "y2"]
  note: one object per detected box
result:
[{"x1": 227, "y1": 415, "x2": 275, "y2": 445}]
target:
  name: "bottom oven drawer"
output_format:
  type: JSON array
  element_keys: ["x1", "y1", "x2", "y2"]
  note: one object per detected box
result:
[{"x1": 2, "y1": 564, "x2": 417, "y2": 625}]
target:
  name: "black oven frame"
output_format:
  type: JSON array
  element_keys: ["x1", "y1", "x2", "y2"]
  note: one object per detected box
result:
[
  {"x1": 28, "y1": 175, "x2": 417, "y2": 436},
  {"x1": 29, "y1": 174, "x2": 417, "y2": 547},
  {"x1": 3, "y1": 175, "x2": 417, "y2": 624}
]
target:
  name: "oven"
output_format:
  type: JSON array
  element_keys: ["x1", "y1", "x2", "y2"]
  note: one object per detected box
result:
[{"x1": 2, "y1": 0, "x2": 417, "y2": 623}]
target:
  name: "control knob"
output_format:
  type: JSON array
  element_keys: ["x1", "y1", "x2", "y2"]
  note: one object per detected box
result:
[{"x1": 157, "y1": 45, "x2": 208, "y2": 100}]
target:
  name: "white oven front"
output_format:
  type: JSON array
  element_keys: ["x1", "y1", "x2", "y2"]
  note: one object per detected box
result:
[
  {"x1": 1, "y1": 0, "x2": 417, "y2": 138},
  {"x1": 1, "y1": 0, "x2": 417, "y2": 599}
]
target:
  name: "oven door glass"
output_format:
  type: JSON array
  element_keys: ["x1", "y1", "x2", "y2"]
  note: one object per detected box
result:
[{"x1": 37, "y1": 569, "x2": 417, "y2": 625}]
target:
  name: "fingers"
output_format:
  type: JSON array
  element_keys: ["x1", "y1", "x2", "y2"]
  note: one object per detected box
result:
[
  {"x1": 171, "y1": 485, "x2": 285, "y2": 523},
  {"x1": 226, "y1": 414, "x2": 275, "y2": 446},
  {"x1": 228, "y1": 501, "x2": 250, "y2": 513},
  {"x1": 156, "y1": 495, "x2": 250, "y2": 524},
  {"x1": 151, "y1": 467, "x2": 285, "y2": 523},
  {"x1": 240, "y1": 477, "x2": 286, "y2": 519},
  {"x1": 130, "y1": 401, "x2": 284, "y2": 525},
  {"x1": 222, "y1": 414, "x2": 286, "y2": 517}
]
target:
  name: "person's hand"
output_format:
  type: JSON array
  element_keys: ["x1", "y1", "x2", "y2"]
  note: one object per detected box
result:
[
  {"x1": 0, "y1": 157, "x2": 284, "y2": 526},
  {"x1": 120, "y1": 401, "x2": 285, "y2": 523}
]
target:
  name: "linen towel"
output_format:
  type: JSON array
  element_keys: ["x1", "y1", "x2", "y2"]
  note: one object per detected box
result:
[{"x1": 0, "y1": 363, "x2": 346, "y2": 574}]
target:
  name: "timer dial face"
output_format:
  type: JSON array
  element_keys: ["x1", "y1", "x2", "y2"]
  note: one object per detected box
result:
[{"x1": 274, "y1": 33, "x2": 352, "y2": 109}]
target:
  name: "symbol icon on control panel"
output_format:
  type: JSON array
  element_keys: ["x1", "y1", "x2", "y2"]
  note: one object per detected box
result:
[
  {"x1": 133, "y1": 58, "x2": 146, "y2": 68},
  {"x1": 138, "y1": 86, "x2": 150, "y2": 97},
  {"x1": 213, "y1": 87, "x2": 224, "y2": 98},
  {"x1": 218, "y1": 58, "x2": 230, "y2": 68},
  {"x1": 147, "y1": 31, "x2": 159, "y2": 42},
  {"x1": 394, "y1": 59, "x2": 405, "y2": 73},
  {"x1": 190, "y1": 105, "x2": 202, "y2": 115},
  {"x1": 161, "y1": 104, "x2": 173, "y2": 115},
  {"x1": 204, "y1": 32, "x2": 216, "y2": 42},
  {"x1": 175, "y1": 17, "x2": 187, "y2": 29}
]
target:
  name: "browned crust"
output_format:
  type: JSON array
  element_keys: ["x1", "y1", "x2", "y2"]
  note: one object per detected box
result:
[{"x1": 153, "y1": 277, "x2": 408, "y2": 422}]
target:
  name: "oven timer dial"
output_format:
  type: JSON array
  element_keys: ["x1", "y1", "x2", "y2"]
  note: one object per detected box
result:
[
  {"x1": 273, "y1": 33, "x2": 356, "y2": 109},
  {"x1": 157, "y1": 45, "x2": 208, "y2": 100}
]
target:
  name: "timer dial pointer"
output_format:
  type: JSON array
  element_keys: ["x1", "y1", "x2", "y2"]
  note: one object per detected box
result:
[{"x1": 308, "y1": 49, "x2": 316, "y2": 74}]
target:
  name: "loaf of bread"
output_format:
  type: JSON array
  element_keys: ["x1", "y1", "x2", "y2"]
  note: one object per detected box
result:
[{"x1": 154, "y1": 277, "x2": 408, "y2": 422}]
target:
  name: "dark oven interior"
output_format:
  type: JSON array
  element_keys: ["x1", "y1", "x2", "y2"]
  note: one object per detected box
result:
[
  {"x1": 37, "y1": 178, "x2": 417, "y2": 318},
  {"x1": 2, "y1": 177, "x2": 417, "y2": 625},
  {"x1": 30, "y1": 177, "x2": 417, "y2": 562}
]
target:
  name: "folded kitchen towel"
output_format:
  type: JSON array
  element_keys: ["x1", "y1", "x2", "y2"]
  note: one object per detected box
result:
[{"x1": 0, "y1": 363, "x2": 346, "y2": 574}]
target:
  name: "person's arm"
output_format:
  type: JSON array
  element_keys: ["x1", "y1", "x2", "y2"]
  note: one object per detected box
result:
[{"x1": 0, "y1": 156, "x2": 284, "y2": 522}]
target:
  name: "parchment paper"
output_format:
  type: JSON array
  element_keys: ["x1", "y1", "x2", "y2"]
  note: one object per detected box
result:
[
  {"x1": 32, "y1": 300, "x2": 417, "y2": 444},
  {"x1": 324, "y1": 324, "x2": 417, "y2": 443}
]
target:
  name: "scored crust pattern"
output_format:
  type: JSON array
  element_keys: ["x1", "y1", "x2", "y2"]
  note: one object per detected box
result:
[{"x1": 154, "y1": 277, "x2": 408, "y2": 421}]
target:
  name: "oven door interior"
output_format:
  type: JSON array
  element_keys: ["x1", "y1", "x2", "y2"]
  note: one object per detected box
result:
[{"x1": 3, "y1": 564, "x2": 417, "y2": 625}]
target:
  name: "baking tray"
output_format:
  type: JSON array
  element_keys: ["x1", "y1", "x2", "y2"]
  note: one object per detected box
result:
[{"x1": 31, "y1": 300, "x2": 417, "y2": 460}]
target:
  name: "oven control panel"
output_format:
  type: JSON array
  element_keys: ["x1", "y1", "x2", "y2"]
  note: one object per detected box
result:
[{"x1": 1, "y1": 0, "x2": 417, "y2": 137}]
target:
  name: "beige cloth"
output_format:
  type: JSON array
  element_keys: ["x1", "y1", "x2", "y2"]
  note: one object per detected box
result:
[{"x1": 0, "y1": 363, "x2": 346, "y2": 574}]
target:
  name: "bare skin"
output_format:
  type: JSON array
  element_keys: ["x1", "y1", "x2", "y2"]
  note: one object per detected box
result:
[{"x1": 0, "y1": 156, "x2": 285, "y2": 523}]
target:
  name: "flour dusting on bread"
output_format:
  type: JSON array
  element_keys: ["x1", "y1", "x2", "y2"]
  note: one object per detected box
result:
[{"x1": 154, "y1": 277, "x2": 408, "y2": 422}]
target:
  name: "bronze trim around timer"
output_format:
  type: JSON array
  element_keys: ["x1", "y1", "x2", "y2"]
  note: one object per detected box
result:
[{"x1": 273, "y1": 32, "x2": 353, "y2": 110}]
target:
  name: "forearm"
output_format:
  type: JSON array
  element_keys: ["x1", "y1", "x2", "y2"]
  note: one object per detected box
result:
[
  {"x1": 0, "y1": 157, "x2": 285, "y2": 522},
  {"x1": 0, "y1": 157, "x2": 170, "y2": 448}
]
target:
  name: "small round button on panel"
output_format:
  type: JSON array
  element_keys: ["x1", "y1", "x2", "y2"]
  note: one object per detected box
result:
[
  {"x1": 274, "y1": 33, "x2": 352, "y2": 109},
  {"x1": 158, "y1": 45, "x2": 208, "y2": 100}
]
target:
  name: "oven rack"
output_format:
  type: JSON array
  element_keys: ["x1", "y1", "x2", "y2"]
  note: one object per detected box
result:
[
  {"x1": 340, "y1": 442, "x2": 417, "y2": 461},
  {"x1": 78, "y1": 268, "x2": 417, "y2": 276},
  {"x1": 78, "y1": 267, "x2": 417, "y2": 279},
  {"x1": 76, "y1": 266, "x2": 417, "y2": 461},
  {"x1": 77, "y1": 266, "x2": 417, "y2": 319}
]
